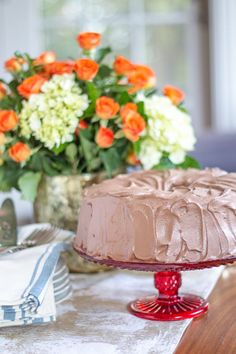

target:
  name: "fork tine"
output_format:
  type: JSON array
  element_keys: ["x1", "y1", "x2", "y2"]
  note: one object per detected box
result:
[
  {"x1": 24, "y1": 227, "x2": 50, "y2": 242},
  {"x1": 22, "y1": 226, "x2": 58, "y2": 244},
  {"x1": 23, "y1": 229, "x2": 42, "y2": 241},
  {"x1": 33, "y1": 227, "x2": 60, "y2": 245},
  {"x1": 34, "y1": 231, "x2": 53, "y2": 245},
  {"x1": 36, "y1": 235, "x2": 54, "y2": 246}
]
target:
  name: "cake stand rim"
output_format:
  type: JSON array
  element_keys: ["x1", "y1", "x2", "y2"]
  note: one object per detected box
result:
[{"x1": 73, "y1": 245, "x2": 236, "y2": 272}]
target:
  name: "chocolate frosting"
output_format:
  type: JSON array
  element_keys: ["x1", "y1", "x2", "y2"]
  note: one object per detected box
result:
[{"x1": 74, "y1": 169, "x2": 236, "y2": 263}]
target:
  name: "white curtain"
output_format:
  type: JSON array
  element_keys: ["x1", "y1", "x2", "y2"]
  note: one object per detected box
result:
[{"x1": 209, "y1": 0, "x2": 236, "y2": 131}]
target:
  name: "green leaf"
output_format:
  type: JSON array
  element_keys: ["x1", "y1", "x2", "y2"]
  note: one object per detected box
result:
[
  {"x1": 133, "y1": 140, "x2": 142, "y2": 155},
  {"x1": 8, "y1": 79, "x2": 21, "y2": 95},
  {"x1": 82, "y1": 103, "x2": 95, "y2": 118},
  {"x1": 95, "y1": 47, "x2": 112, "y2": 63},
  {"x1": 42, "y1": 158, "x2": 59, "y2": 176},
  {"x1": 91, "y1": 115, "x2": 100, "y2": 123},
  {"x1": 103, "y1": 84, "x2": 131, "y2": 93},
  {"x1": 79, "y1": 131, "x2": 99, "y2": 171},
  {"x1": 100, "y1": 120, "x2": 108, "y2": 127},
  {"x1": 79, "y1": 125, "x2": 93, "y2": 140},
  {"x1": 86, "y1": 82, "x2": 101, "y2": 101},
  {"x1": 177, "y1": 155, "x2": 201, "y2": 169},
  {"x1": 88, "y1": 157, "x2": 101, "y2": 170},
  {"x1": 0, "y1": 96, "x2": 17, "y2": 110},
  {"x1": 52, "y1": 143, "x2": 68, "y2": 155},
  {"x1": 118, "y1": 91, "x2": 132, "y2": 105},
  {"x1": 0, "y1": 168, "x2": 11, "y2": 192},
  {"x1": 137, "y1": 101, "x2": 145, "y2": 116},
  {"x1": 144, "y1": 88, "x2": 157, "y2": 97},
  {"x1": 97, "y1": 64, "x2": 113, "y2": 78},
  {"x1": 153, "y1": 157, "x2": 176, "y2": 170},
  {"x1": 114, "y1": 130, "x2": 125, "y2": 139},
  {"x1": 14, "y1": 51, "x2": 24, "y2": 59},
  {"x1": 18, "y1": 172, "x2": 42, "y2": 202},
  {"x1": 80, "y1": 135, "x2": 97, "y2": 161},
  {"x1": 29, "y1": 152, "x2": 44, "y2": 171},
  {"x1": 0, "y1": 164, "x2": 23, "y2": 191},
  {"x1": 65, "y1": 143, "x2": 77, "y2": 163},
  {"x1": 99, "y1": 148, "x2": 122, "y2": 177},
  {"x1": 178, "y1": 104, "x2": 189, "y2": 114}
]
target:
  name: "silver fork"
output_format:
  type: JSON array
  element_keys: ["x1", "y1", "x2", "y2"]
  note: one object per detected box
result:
[{"x1": 0, "y1": 226, "x2": 60, "y2": 255}]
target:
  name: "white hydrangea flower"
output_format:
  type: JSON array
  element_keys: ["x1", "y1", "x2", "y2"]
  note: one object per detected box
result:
[
  {"x1": 20, "y1": 74, "x2": 89, "y2": 149},
  {"x1": 139, "y1": 139, "x2": 162, "y2": 170},
  {"x1": 169, "y1": 150, "x2": 186, "y2": 164},
  {"x1": 138, "y1": 95, "x2": 196, "y2": 169}
]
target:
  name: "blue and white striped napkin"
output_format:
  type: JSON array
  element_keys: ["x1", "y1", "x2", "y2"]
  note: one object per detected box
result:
[{"x1": 0, "y1": 224, "x2": 73, "y2": 327}]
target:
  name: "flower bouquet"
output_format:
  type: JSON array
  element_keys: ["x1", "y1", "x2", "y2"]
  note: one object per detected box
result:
[{"x1": 0, "y1": 32, "x2": 198, "y2": 202}]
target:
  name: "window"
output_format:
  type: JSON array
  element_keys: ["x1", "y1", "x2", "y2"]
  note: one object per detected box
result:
[
  {"x1": 0, "y1": 0, "x2": 210, "y2": 132},
  {"x1": 39, "y1": 0, "x2": 210, "y2": 132}
]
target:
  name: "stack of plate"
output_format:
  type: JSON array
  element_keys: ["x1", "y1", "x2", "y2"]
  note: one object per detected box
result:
[{"x1": 53, "y1": 257, "x2": 72, "y2": 304}]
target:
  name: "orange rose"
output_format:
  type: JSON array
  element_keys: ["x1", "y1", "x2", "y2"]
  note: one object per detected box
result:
[
  {"x1": 34, "y1": 51, "x2": 56, "y2": 66},
  {"x1": 163, "y1": 85, "x2": 185, "y2": 105},
  {"x1": 96, "y1": 127, "x2": 114, "y2": 148},
  {"x1": 123, "y1": 111, "x2": 146, "y2": 142},
  {"x1": 75, "y1": 58, "x2": 99, "y2": 81},
  {"x1": 78, "y1": 120, "x2": 88, "y2": 129},
  {"x1": 75, "y1": 120, "x2": 89, "y2": 135},
  {"x1": 113, "y1": 56, "x2": 134, "y2": 75},
  {"x1": 127, "y1": 151, "x2": 140, "y2": 165},
  {"x1": 0, "y1": 132, "x2": 5, "y2": 145},
  {"x1": 128, "y1": 65, "x2": 156, "y2": 93},
  {"x1": 0, "y1": 83, "x2": 7, "y2": 99},
  {"x1": 8, "y1": 142, "x2": 31, "y2": 163},
  {"x1": 77, "y1": 32, "x2": 101, "y2": 50},
  {"x1": 96, "y1": 97, "x2": 120, "y2": 120},
  {"x1": 120, "y1": 102, "x2": 137, "y2": 122},
  {"x1": 0, "y1": 110, "x2": 19, "y2": 132},
  {"x1": 17, "y1": 74, "x2": 47, "y2": 99},
  {"x1": 44, "y1": 61, "x2": 74, "y2": 75},
  {"x1": 4, "y1": 57, "x2": 25, "y2": 72}
]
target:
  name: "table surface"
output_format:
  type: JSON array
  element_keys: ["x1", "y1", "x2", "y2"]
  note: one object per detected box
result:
[
  {"x1": 0, "y1": 266, "x2": 225, "y2": 354},
  {"x1": 0, "y1": 265, "x2": 234, "y2": 354},
  {"x1": 176, "y1": 264, "x2": 236, "y2": 354}
]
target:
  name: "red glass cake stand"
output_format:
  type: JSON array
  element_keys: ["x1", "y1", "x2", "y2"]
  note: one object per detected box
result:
[{"x1": 74, "y1": 247, "x2": 236, "y2": 321}]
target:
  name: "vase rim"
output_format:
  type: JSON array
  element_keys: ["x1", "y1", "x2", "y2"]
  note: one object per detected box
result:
[{"x1": 43, "y1": 172, "x2": 105, "y2": 181}]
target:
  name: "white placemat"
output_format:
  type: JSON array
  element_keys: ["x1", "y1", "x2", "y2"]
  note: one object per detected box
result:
[{"x1": 0, "y1": 266, "x2": 223, "y2": 354}]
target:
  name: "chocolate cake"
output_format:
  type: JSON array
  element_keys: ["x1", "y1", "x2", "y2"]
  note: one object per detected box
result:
[{"x1": 74, "y1": 169, "x2": 236, "y2": 263}]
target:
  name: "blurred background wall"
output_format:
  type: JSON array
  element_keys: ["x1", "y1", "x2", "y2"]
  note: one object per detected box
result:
[{"x1": 0, "y1": 0, "x2": 236, "y2": 170}]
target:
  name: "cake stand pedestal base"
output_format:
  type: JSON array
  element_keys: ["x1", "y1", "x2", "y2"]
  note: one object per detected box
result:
[
  {"x1": 128, "y1": 271, "x2": 208, "y2": 321},
  {"x1": 74, "y1": 248, "x2": 236, "y2": 321}
]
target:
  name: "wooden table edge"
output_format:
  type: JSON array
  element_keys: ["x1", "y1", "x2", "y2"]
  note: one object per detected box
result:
[{"x1": 175, "y1": 265, "x2": 236, "y2": 354}]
